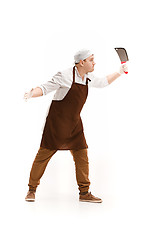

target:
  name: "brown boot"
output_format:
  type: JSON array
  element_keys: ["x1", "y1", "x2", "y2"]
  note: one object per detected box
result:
[
  {"x1": 25, "y1": 191, "x2": 35, "y2": 202},
  {"x1": 79, "y1": 192, "x2": 102, "y2": 203}
]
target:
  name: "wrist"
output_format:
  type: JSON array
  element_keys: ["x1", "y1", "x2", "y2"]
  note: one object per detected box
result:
[
  {"x1": 117, "y1": 71, "x2": 122, "y2": 76},
  {"x1": 30, "y1": 88, "x2": 34, "y2": 98}
]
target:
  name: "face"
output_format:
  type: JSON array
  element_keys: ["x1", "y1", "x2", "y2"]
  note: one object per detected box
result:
[{"x1": 81, "y1": 54, "x2": 96, "y2": 73}]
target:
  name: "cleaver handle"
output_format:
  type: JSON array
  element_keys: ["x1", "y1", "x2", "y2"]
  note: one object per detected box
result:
[{"x1": 121, "y1": 61, "x2": 128, "y2": 74}]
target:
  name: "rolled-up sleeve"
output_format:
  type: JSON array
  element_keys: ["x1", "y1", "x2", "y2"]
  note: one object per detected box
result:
[
  {"x1": 39, "y1": 72, "x2": 62, "y2": 95},
  {"x1": 88, "y1": 73, "x2": 109, "y2": 88}
]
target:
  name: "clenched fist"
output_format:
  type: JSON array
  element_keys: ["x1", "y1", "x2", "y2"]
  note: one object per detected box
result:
[{"x1": 118, "y1": 63, "x2": 128, "y2": 75}]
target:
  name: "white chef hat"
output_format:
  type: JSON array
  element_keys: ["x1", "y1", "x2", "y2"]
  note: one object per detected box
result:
[{"x1": 74, "y1": 49, "x2": 93, "y2": 64}]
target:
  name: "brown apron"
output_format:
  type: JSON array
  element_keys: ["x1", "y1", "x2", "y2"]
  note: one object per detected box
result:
[{"x1": 40, "y1": 66, "x2": 91, "y2": 150}]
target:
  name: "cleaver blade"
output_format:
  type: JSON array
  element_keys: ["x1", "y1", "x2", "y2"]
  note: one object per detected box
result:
[{"x1": 115, "y1": 47, "x2": 129, "y2": 74}]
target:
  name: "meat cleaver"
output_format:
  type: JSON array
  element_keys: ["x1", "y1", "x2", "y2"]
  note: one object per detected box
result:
[{"x1": 115, "y1": 47, "x2": 129, "y2": 74}]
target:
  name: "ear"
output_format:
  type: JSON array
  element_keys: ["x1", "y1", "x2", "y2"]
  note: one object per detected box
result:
[{"x1": 79, "y1": 60, "x2": 84, "y2": 67}]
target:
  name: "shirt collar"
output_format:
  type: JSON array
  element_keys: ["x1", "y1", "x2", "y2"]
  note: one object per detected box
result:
[{"x1": 75, "y1": 66, "x2": 88, "y2": 81}]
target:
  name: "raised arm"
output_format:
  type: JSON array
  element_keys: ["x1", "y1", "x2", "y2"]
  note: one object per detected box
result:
[{"x1": 89, "y1": 63, "x2": 128, "y2": 88}]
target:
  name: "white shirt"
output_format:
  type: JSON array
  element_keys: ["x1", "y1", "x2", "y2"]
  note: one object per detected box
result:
[{"x1": 39, "y1": 66, "x2": 109, "y2": 100}]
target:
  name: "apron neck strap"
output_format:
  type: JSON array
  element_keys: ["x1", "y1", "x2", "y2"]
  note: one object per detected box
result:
[
  {"x1": 86, "y1": 78, "x2": 91, "y2": 85},
  {"x1": 73, "y1": 66, "x2": 75, "y2": 83}
]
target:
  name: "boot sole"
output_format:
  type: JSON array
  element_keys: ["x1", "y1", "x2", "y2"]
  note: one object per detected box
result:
[
  {"x1": 25, "y1": 198, "x2": 35, "y2": 202},
  {"x1": 79, "y1": 199, "x2": 102, "y2": 203}
]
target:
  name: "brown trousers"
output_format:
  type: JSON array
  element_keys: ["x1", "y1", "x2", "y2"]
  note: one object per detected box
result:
[{"x1": 28, "y1": 147, "x2": 90, "y2": 194}]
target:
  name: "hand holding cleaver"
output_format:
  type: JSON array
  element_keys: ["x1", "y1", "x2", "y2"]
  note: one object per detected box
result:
[{"x1": 115, "y1": 48, "x2": 129, "y2": 74}]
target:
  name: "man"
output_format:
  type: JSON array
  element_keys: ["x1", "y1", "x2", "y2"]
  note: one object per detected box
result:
[{"x1": 24, "y1": 49, "x2": 128, "y2": 203}]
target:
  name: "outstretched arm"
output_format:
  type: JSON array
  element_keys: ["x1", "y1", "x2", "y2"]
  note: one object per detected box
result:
[{"x1": 24, "y1": 72, "x2": 62, "y2": 101}]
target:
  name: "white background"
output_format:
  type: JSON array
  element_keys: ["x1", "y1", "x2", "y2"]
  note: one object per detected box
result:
[{"x1": 0, "y1": 0, "x2": 160, "y2": 239}]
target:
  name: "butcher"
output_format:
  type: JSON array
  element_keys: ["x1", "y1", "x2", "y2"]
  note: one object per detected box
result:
[{"x1": 24, "y1": 49, "x2": 128, "y2": 203}]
